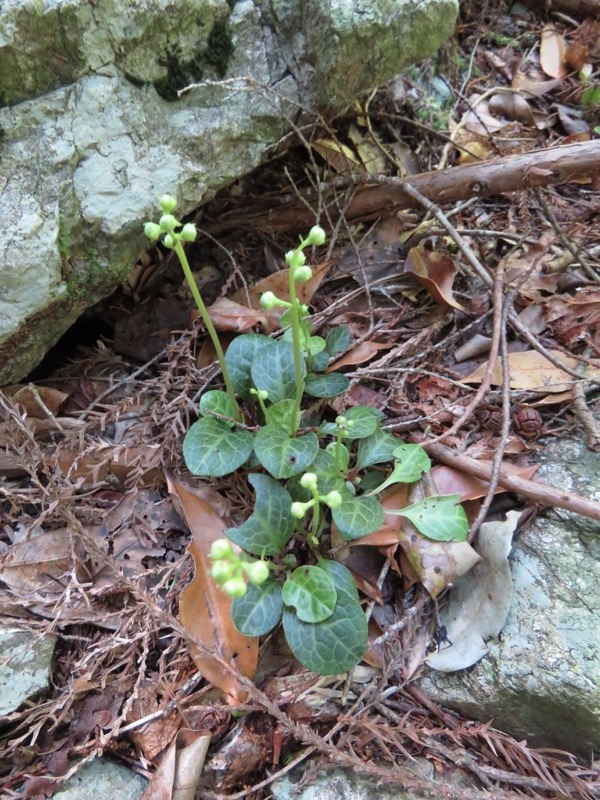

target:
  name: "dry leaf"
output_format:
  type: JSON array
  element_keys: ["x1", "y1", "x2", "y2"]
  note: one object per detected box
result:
[
  {"x1": 430, "y1": 463, "x2": 538, "y2": 502},
  {"x1": 3, "y1": 384, "x2": 68, "y2": 418},
  {"x1": 488, "y1": 92, "x2": 535, "y2": 126},
  {"x1": 312, "y1": 138, "x2": 362, "y2": 173},
  {"x1": 460, "y1": 350, "x2": 600, "y2": 393},
  {"x1": 168, "y1": 475, "x2": 258, "y2": 702},
  {"x1": 207, "y1": 297, "x2": 274, "y2": 333},
  {"x1": 141, "y1": 731, "x2": 211, "y2": 800},
  {"x1": 405, "y1": 244, "x2": 464, "y2": 310},
  {"x1": 540, "y1": 25, "x2": 568, "y2": 79},
  {"x1": 327, "y1": 341, "x2": 392, "y2": 371},
  {"x1": 231, "y1": 261, "x2": 333, "y2": 310},
  {"x1": 0, "y1": 528, "x2": 73, "y2": 593},
  {"x1": 426, "y1": 510, "x2": 520, "y2": 672},
  {"x1": 347, "y1": 124, "x2": 387, "y2": 174}
]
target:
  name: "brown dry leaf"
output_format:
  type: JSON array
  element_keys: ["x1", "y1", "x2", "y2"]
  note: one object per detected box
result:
[
  {"x1": 208, "y1": 298, "x2": 276, "y2": 333},
  {"x1": 231, "y1": 261, "x2": 333, "y2": 310},
  {"x1": 3, "y1": 384, "x2": 68, "y2": 418},
  {"x1": 168, "y1": 475, "x2": 258, "y2": 702},
  {"x1": 54, "y1": 444, "x2": 162, "y2": 485},
  {"x1": 460, "y1": 350, "x2": 600, "y2": 393},
  {"x1": 347, "y1": 124, "x2": 387, "y2": 174},
  {"x1": 540, "y1": 25, "x2": 568, "y2": 79},
  {"x1": 405, "y1": 244, "x2": 464, "y2": 310},
  {"x1": 141, "y1": 730, "x2": 211, "y2": 800},
  {"x1": 327, "y1": 341, "x2": 392, "y2": 371},
  {"x1": 488, "y1": 92, "x2": 536, "y2": 126},
  {"x1": 511, "y1": 70, "x2": 561, "y2": 96},
  {"x1": 430, "y1": 463, "x2": 538, "y2": 501},
  {"x1": 312, "y1": 138, "x2": 362, "y2": 174},
  {"x1": 0, "y1": 528, "x2": 73, "y2": 593}
]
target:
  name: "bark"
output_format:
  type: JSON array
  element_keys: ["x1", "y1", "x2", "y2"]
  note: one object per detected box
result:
[{"x1": 212, "y1": 139, "x2": 600, "y2": 234}]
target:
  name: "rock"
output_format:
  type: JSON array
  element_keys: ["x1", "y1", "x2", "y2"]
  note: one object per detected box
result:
[
  {"x1": 0, "y1": 629, "x2": 55, "y2": 715},
  {"x1": 0, "y1": 0, "x2": 458, "y2": 384},
  {"x1": 53, "y1": 759, "x2": 146, "y2": 799},
  {"x1": 419, "y1": 438, "x2": 600, "y2": 756}
]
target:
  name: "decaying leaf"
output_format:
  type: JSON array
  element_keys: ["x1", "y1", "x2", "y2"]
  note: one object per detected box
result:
[
  {"x1": 141, "y1": 730, "x2": 211, "y2": 800},
  {"x1": 405, "y1": 244, "x2": 464, "y2": 310},
  {"x1": 540, "y1": 25, "x2": 568, "y2": 80},
  {"x1": 461, "y1": 350, "x2": 600, "y2": 394},
  {"x1": 168, "y1": 475, "x2": 258, "y2": 703},
  {"x1": 327, "y1": 341, "x2": 392, "y2": 371},
  {"x1": 0, "y1": 528, "x2": 74, "y2": 594},
  {"x1": 231, "y1": 261, "x2": 333, "y2": 310},
  {"x1": 427, "y1": 510, "x2": 520, "y2": 672},
  {"x1": 312, "y1": 137, "x2": 362, "y2": 174},
  {"x1": 207, "y1": 297, "x2": 275, "y2": 333}
]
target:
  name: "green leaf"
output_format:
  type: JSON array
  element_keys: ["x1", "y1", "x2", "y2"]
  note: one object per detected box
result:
[
  {"x1": 254, "y1": 425, "x2": 319, "y2": 479},
  {"x1": 199, "y1": 390, "x2": 238, "y2": 424},
  {"x1": 283, "y1": 570, "x2": 367, "y2": 674},
  {"x1": 320, "y1": 406, "x2": 379, "y2": 440},
  {"x1": 367, "y1": 444, "x2": 431, "y2": 495},
  {"x1": 282, "y1": 566, "x2": 337, "y2": 623},
  {"x1": 295, "y1": 448, "x2": 345, "y2": 496},
  {"x1": 224, "y1": 333, "x2": 271, "y2": 396},
  {"x1": 387, "y1": 494, "x2": 469, "y2": 542},
  {"x1": 231, "y1": 580, "x2": 283, "y2": 636},
  {"x1": 325, "y1": 441, "x2": 349, "y2": 474},
  {"x1": 325, "y1": 326, "x2": 351, "y2": 355},
  {"x1": 265, "y1": 399, "x2": 299, "y2": 430},
  {"x1": 252, "y1": 341, "x2": 304, "y2": 404},
  {"x1": 183, "y1": 418, "x2": 253, "y2": 478},
  {"x1": 304, "y1": 373, "x2": 350, "y2": 398},
  {"x1": 309, "y1": 351, "x2": 330, "y2": 372},
  {"x1": 318, "y1": 559, "x2": 359, "y2": 600},
  {"x1": 332, "y1": 493, "x2": 385, "y2": 541},
  {"x1": 225, "y1": 473, "x2": 295, "y2": 555},
  {"x1": 356, "y1": 427, "x2": 399, "y2": 469}
]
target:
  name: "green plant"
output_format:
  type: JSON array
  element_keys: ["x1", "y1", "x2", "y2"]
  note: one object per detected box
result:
[{"x1": 145, "y1": 196, "x2": 469, "y2": 676}]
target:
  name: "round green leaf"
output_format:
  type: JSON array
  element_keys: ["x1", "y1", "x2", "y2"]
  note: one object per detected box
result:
[
  {"x1": 199, "y1": 390, "x2": 238, "y2": 423},
  {"x1": 304, "y1": 373, "x2": 350, "y2": 398},
  {"x1": 356, "y1": 427, "x2": 400, "y2": 469},
  {"x1": 282, "y1": 566, "x2": 337, "y2": 623},
  {"x1": 254, "y1": 425, "x2": 319, "y2": 479},
  {"x1": 332, "y1": 494, "x2": 385, "y2": 541},
  {"x1": 309, "y1": 351, "x2": 330, "y2": 372},
  {"x1": 325, "y1": 325, "x2": 351, "y2": 356},
  {"x1": 283, "y1": 585, "x2": 367, "y2": 675},
  {"x1": 251, "y1": 341, "x2": 304, "y2": 404},
  {"x1": 367, "y1": 444, "x2": 432, "y2": 495},
  {"x1": 231, "y1": 580, "x2": 283, "y2": 636},
  {"x1": 225, "y1": 473, "x2": 295, "y2": 555},
  {"x1": 265, "y1": 399, "x2": 299, "y2": 430},
  {"x1": 183, "y1": 417, "x2": 253, "y2": 477},
  {"x1": 389, "y1": 495, "x2": 469, "y2": 542},
  {"x1": 224, "y1": 333, "x2": 271, "y2": 396},
  {"x1": 320, "y1": 406, "x2": 379, "y2": 440}
]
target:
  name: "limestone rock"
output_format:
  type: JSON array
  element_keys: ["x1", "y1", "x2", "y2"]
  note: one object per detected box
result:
[
  {"x1": 0, "y1": 629, "x2": 55, "y2": 715},
  {"x1": 0, "y1": 0, "x2": 457, "y2": 384},
  {"x1": 419, "y1": 438, "x2": 600, "y2": 756}
]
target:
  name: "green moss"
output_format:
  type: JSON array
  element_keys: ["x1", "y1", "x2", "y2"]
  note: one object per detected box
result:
[
  {"x1": 205, "y1": 19, "x2": 234, "y2": 77},
  {"x1": 57, "y1": 218, "x2": 70, "y2": 257}
]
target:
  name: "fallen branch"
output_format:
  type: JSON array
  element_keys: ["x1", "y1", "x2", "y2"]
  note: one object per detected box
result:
[
  {"x1": 212, "y1": 140, "x2": 600, "y2": 233},
  {"x1": 421, "y1": 440, "x2": 600, "y2": 522}
]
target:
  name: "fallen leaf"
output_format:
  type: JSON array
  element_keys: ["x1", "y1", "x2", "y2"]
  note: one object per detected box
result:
[
  {"x1": 168, "y1": 475, "x2": 258, "y2": 702},
  {"x1": 3, "y1": 384, "x2": 68, "y2": 418},
  {"x1": 0, "y1": 528, "x2": 74, "y2": 593},
  {"x1": 460, "y1": 350, "x2": 600, "y2": 393},
  {"x1": 141, "y1": 730, "x2": 211, "y2": 800},
  {"x1": 231, "y1": 261, "x2": 333, "y2": 310},
  {"x1": 430, "y1": 463, "x2": 538, "y2": 501},
  {"x1": 405, "y1": 244, "x2": 464, "y2": 310},
  {"x1": 488, "y1": 92, "x2": 535, "y2": 126},
  {"x1": 327, "y1": 341, "x2": 393, "y2": 371},
  {"x1": 540, "y1": 25, "x2": 568, "y2": 80},
  {"x1": 426, "y1": 510, "x2": 520, "y2": 672},
  {"x1": 54, "y1": 445, "x2": 162, "y2": 485},
  {"x1": 348, "y1": 124, "x2": 387, "y2": 174},
  {"x1": 207, "y1": 298, "x2": 278, "y2": 333},
  {"x1": 312, "y1": 138, "x2": 362, "y2": 174}
]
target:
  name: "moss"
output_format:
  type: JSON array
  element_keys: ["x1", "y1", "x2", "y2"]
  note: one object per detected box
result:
[{"x1": 153, "y1": 19, "x2": 234, "y2": 101}]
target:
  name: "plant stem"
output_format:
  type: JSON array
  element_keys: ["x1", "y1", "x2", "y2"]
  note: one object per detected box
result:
[
  {"x1": 310, "y1": 499, "x2": 321, "y2": 546},
  {"x1": 288, "y1": 247, "x2": 306, "y2": 437},
  {"x1": 334, "y1": 430, "x2": 344, "y2": 473},
  {"x1": 174, "y1": 239, "x2": 241, "y2": 422}
]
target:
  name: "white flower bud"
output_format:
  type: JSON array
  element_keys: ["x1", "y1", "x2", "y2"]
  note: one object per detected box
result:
[
  {"x1": 180, "y1": 223, "x2": 197, "y2": 242},
  {"x1": 144, "y1": 222, "x2": 161, "y2": 241},
  {"x1": 294, "y1": 265, "x2": 313, "y2": 283},
  {"x1": 307, "y1": 225, "x2": 326, "y2": 246},
  {"x1": 159, "y1": 194, "x2": 177, "y2": 213}
]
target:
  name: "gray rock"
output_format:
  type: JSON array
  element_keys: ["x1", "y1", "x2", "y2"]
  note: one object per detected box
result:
[
  {"x1": 0, "y1": 629, "x2": 55, "y2": 716},
  {"x1": 419, "y1": 438, "x2": 600, "y2": 756},
  {"x1": 54, "y1": 759, "x2": 146, "y2": 799},
  {"x1": 0, "y1": 0, "x2": 457, "y2": 384}
]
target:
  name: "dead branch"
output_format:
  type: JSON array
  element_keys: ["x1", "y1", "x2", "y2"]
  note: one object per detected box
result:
[
  {"x1": 421, "y1": 440, "x2": 600, "y2": 522},
  {"x1": 213, "y1": 140, "x2": 600, "y2": 233}
]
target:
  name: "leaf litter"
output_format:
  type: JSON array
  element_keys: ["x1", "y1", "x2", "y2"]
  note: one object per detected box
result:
[{"x1": 2, "y1": 3, "x2": 600, "y2": 797}]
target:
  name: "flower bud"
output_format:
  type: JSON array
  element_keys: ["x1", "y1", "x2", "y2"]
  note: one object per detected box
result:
[
  {"x1": 246, "y1": 561, "x2": 269, "y2": 585},
  {"x1": 223, "y1": 577, "x2": 247, "y2": 597},
  {"x1": 159, "y1": 194, "x2": 177, "y2": 213},
  {"x1": 260, "y1": 291, "x2": 278, "y2": 310},
  {"x1": 159, "y1": 214, "x2": 178, "y2": 232},
  {"x1": 210, "y1": 561, "x2": 233, "y2": 584},
  {"x1": 335, "y1": 416, "x2": 347, "y2": 428},
  {"x1": 285, "y1": 249, "x2": 306, "y2": 267},
  {"x1": 144, "y1": 222, "x2": 161, "y2": 241},
  {"x1": 163, "y1": 234, "x2": 175, "y2": 249},
  {"x1": 307, "y1": 225, "x2": 326, "y2": 246},
  {"x1": 210, "y1": 538, "x2": 233, "y2": 560},
  {"x1": 323, "y1": 490, "x2": 342, "y2": 509},
  {"x1": 180, "y1": 223, "x2": 197, "y2": 242},
  {"x1": 300, "y1": 472, "x2": 318, "y2": 491},
  {"x1": 294, "y1": 265, "x2": 313, "y2": 283},
  {"x1": 291, "y1": 501, "x2": 308, "y2": 519}
]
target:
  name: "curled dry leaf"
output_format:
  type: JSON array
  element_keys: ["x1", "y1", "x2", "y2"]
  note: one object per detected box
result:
[
  {"x1": 2, "y1": 384, "x2": 68, "y2": 417},
  {"x1": 426, "y1": 510, "x2": 520, "y2": 672},
  {"x1": 140, "y1": 730, "x2": 211, "y2": 800},
  {"x1": 540, "y1": 25, "x2": 568, "y2": 80},
  {"x1": 231, "y1": 261, "x2": 333, "y2": 310},
  {"x1": 405, "y1": 243, "x2": 464, "y2": 310},
  {"x1": 430, "y1": 463, "x2": 539, "y2": 502},
  {"x1": 488, "y1": 92, "x2": 535, "y2": 126},
  {"x1": 167, "y1": 474, "x2": 258, "y2": 703},
  {"x1": 327, "y1": 340, "x2": 393, "y2": 371},
  {"x1": 312, "y1": 137, "x2": 362, "y2": 174},
  {"x1": 207, "y1": 297, "x2": 277, "y2": 333}
]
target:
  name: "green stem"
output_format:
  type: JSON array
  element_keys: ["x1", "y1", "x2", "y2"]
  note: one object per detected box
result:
[
  {"x1": 310, "y1": 498, "x2": 321, "y2": 545},
  {"x1": 288, "y1": 246, "x2": 307, "y2": 437},
  {"x1": 174, "y1": 239, "x2": 241, "y2": 422},
  {"x1": 334, "y1": 429, "x2": 344, "y2": 473}
]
